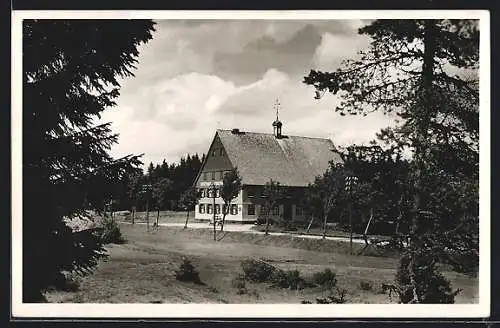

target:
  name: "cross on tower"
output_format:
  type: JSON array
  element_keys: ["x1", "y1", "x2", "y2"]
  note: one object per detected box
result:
[
  {"x1": 274, "y1": 97, "x2": 281, "y2": 121},
  {"x1": 272, "y1": 97, "x2": 283, "y2": 138}
]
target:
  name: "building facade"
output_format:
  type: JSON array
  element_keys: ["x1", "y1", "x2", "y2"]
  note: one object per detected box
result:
[{"x1": 193, "y1": 120, "x2": 343, "y2": 223}]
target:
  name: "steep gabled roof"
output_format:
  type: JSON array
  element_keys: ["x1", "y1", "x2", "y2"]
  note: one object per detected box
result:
[{"x1": 216, "y1": 129, "x2": 342, "y2": 187}]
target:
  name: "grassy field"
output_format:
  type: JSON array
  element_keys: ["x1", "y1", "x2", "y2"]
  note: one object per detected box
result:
[{"x1": 45, "y1": 223, "x2": 479, "y2": 304}]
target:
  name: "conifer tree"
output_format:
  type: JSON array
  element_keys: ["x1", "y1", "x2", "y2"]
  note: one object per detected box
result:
[
  {"x1": 23, "y1": 19, "x2": 155, "y2": 301},
  {"x1": 304, "y1": 19, "x2": 478, "y2": 303}
]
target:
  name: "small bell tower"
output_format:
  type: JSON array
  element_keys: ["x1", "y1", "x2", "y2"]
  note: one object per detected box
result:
[{"x1": 272, "y1": 98, "x2": 283, "y2": 138}]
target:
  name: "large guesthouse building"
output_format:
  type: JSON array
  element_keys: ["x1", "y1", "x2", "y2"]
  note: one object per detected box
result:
[{"x1": 193, "y1": 118, "x2": 342, "y2": 223}]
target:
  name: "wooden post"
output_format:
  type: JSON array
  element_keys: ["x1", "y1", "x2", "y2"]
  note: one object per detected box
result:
[
  {"x1": 212, "y1": 184, "x2": 216, "y2": 241},
  {"x1": 348, "y1": 201, "x2": 353, "y2": 255},
  {"x1": 132, "y1": 206, "x2": 135, "y2": 225}
]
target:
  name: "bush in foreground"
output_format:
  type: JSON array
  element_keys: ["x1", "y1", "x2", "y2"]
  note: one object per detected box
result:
[
  {"x1": 175, "y1": 258, "x2": 203, "y2": 285},
  {"x1": 241, "y1": 258, "x2": 277, "y2": 282},
  {"x1": 311, "y1": 268, "x2": 337, "y2": 290},
  {"x1": 359, "y1": 280, "x2": 373, "y2": 291},
  {"x1": 270, "y1": 269, "x2": 306, "y2": 290}
]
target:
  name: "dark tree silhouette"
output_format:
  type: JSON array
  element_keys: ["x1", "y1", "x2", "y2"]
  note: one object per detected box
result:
[
  {"x1": 304, "y1": 19, "x2": 478, "y2": 303},
  {"x1": 22, "y1": 19, "x2": 155, "y2": 302},
  {"x1": 179, "y1": 187, "x2": 202, "y2": 229}
]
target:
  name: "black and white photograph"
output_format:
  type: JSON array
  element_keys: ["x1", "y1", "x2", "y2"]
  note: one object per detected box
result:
[{"x1": 11, "y1": 10, "x2": 490, "y2": 318}]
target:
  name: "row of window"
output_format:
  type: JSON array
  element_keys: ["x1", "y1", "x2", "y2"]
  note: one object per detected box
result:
[
  {"x1": 201, "y1": 170, "x2": 229, "y2": 181},
  {"x1": 199, "y1": 204, "x2": 238, "y2": 215},
  {"x1": 198, "y1": 204, "x2": 303, "y2": 216},
  {"x1": 199, "y1": 188, "x2": 221, "y2": 198},
  {"x1": 211, "y1": 148, "x2": 224, "y2": 157}
]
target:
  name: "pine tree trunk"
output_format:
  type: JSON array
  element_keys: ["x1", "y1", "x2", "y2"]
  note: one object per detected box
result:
[
  {"x1": 156, "y1": 209, "x2": 160, "y2": 227},
  {"x1": 406, "y1": 19, "x2": 437, "y2": 304},
  {"x1": 132, "y1": 207, "x2": 135, "y2": 224}
]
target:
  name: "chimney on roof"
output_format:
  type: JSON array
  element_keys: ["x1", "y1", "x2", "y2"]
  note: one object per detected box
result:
[
  {"x1": 272, "y1": 98, "x2": 283, "y2": 138},
  {"x1": 231, "y1": 128, "x2": 240, "y2": 134}
]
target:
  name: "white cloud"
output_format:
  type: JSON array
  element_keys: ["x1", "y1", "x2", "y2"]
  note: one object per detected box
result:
[
  {"x1": 100, "y1": 20, "x2": 398, "y2": 168},
  {"x1": 313, "y1": 32, "x2": 371, "y2": 71}
]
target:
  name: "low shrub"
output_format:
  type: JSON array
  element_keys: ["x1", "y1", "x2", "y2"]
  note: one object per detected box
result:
[
  {"x1": 270, "y1": 269, "x2": 306, "y2": 290},
  {"x1": 359, "y1": 280, "x2": 373, "y2": 291},
  {"x1": 241, "y1": 258, "x2": 277, "y2": 282},
  {"x1": 248, "y1": 289, "x2": 260, "y2": 298},
  {"x1": 311, "y1": 268, "x2": 337, "y2": 290},
  {"x1": 231, "y1": 274, "x2": 246, "y2": 289},
  {"x1": 315, "y1": 288, "x2": 348, "y2": 304},
  {"x1": 97, "y1": 216, "x2": 125, "y2": 244},
  {"x1": 175, "y1": 258, "x2": 203, "y2": 285},
  {"x1": 236, "y1": 287, "x2": 248, "y2": 295}
]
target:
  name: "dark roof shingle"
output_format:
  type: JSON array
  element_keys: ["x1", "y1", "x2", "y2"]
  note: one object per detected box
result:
[{"x1": 217, "y1": 129, "x2": 342, "y2": 187}]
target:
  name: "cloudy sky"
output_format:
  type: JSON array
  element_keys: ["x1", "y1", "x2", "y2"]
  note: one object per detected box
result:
[{"x1": 100, "y1": 19, "x2": 398, "y2": 167}]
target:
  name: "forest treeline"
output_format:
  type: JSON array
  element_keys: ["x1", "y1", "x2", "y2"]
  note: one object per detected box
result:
[{"x1": 107, "y1": 153, "x2": 205, "y2": 212}]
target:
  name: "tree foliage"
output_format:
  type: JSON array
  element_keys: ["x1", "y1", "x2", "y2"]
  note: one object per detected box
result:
[
  {"x1": 305, "y1": 163, "x2": 349, "y2": 238},
  {"x1": 123, "y1": 154, "x2": 204, "y2": 211},
  {"x1": 220, "y1": 167, "x2": 242, "y2": 231},
  {"x1": 23, "y1": 19, "x2": 155, "y2": 301},
  {"x1": 304, "y1": 19, "x2": 479, "y2": 303},
  {"x1": 151, "y1": 177, "x2": 173, "y2": 211},
  {"x1": 262, "y1": 179, "x2": 285, "y2": 235},
  {"x1": 179, "y1": 186, "x2": 202, "y2": 229}
]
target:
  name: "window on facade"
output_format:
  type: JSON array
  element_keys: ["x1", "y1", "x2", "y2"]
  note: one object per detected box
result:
[
  {"x1": 295, "y1": 205, "x2": 303, "y2": 216},
  {"x1": 207, "y1": 204, "x2": 213, "y2": 214},
  {"x1": 259, "y1": 205, "x2": 266, "y2": 215},
  {"x1": 203, "y1": 172, "x2": 208, "y2": 181},
  {"x1": 207, "y1": 188, "x2": 213, "y2": 198},
  {"x1": 218, "y1": 171, "x2": 224, "y2": 180},
  {"x1": 248, "y1": 204, "x2": 255, "y2": 215},
  {"x1": 211, "y1": 171, "x2": 215, "y2": 180},
  {"x1": 230, "y1": 204, "x2": 238, "y2": 215},
  {"x1": 199, "y1": 204, "x2": 205, "y2": 214},
  {"x1": 215, "y1": 204, "x2": 221, "y2": 214},
  {"x1": 215, "y1": 188, "x2": 220, "y2": 198},
  {"x1": 220, "y1": 148, "x2": 224, "y2": 156},
  {"x1": 272, "y1": 205, "x2": 279, "y2": 216},
  {"x1": 212, "y1": 149, "x2": 216, "y2": 157},
  {"x1": 222, "y1": 204, "x2": 228, "y2": 214}
]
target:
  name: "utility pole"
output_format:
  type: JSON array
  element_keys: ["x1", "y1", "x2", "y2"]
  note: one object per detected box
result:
[
  {"x1": 345, "y1": 175, "x2": 358, "y2": 255},
  {"x1": 140, "y1": 184, "x2": 153, "y2": 232},
  {"x1": 211, "y1": 182, "x2": 217, "y2": 241}
]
